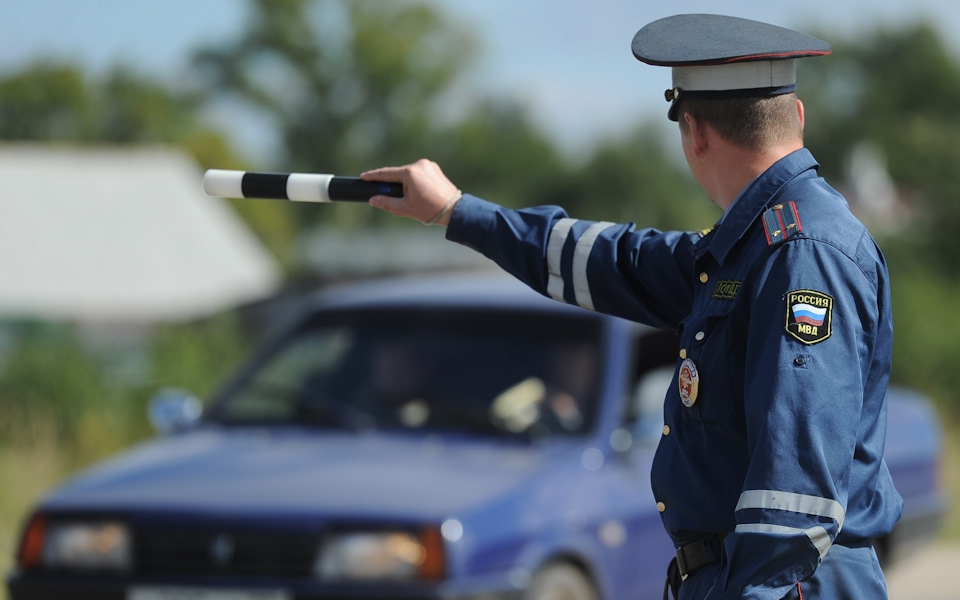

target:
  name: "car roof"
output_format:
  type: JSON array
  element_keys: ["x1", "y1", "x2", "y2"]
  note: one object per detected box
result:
[{"x1": 309, "y1": 273, "x2": 608, "y2": 318}]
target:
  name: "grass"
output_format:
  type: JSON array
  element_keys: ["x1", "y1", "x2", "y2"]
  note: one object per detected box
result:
[
  {"x1": 1, "y1": 438, "x2": 69, "y2": 598},
  {"x1": 0, "y1": 406, "x2": 155, "y2": 599}
]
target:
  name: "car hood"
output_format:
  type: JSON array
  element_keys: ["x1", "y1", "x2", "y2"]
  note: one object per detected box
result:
[{"x1": 41, "y1": 426, "x2": 580, "y2": 521}]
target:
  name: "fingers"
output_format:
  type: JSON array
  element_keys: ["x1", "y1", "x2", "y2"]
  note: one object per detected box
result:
[
  {"x1": 361, "y1": 159, "x2": 445, "y2": 186},
  {"x1": 360, "y1": 166, "x2": 405, "y2": 183},
  {"x1": 362, "y1": 166, "x2": 409, "y2": 214},
  {"x1": 368, "y1": 195, "x2": 405, "y2": 216},
  {"x1": 363, "y1": 159, "x2": 459, "y2": 224},
  {"x1": 362, "y1": 164, "x2": 415, "y2": 218}
]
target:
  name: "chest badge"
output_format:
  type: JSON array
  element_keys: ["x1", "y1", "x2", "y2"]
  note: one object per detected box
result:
[
  {"x1": 678, "y1": 358, "x2": 700, "y2": 407},
  {"x1": 712, "y1": 280, "x2": 741, "y2": 300}
]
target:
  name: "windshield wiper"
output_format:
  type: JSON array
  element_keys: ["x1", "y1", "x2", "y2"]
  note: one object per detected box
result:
[
  {"x1": 213, "y1": 381, "x2": 375, "y2": 431},
  {"x1": 295, "y1": 390, "x2": 377, "y2": 432}
]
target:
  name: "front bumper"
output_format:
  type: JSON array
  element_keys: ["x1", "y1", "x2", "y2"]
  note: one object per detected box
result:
[{"x1": 7, "y1": 570, "x2": 525, "y2": 600}]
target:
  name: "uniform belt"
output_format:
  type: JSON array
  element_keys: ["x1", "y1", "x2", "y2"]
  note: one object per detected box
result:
[
  {"x1": 663, "y1": 534, "x2": 727, "y2": 600},
  {"x1": 676, "y1": 533, "x2": 726, "y2": 579}
]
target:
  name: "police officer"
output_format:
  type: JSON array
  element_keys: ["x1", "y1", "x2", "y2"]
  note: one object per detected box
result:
[{"x1": 363, "y1": 14, "x2": 902, "y2": 600}]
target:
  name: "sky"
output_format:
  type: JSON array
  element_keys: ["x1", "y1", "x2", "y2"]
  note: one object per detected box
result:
[{"x1": 3, "y1": 0, "x2": 960, "y2": 156}]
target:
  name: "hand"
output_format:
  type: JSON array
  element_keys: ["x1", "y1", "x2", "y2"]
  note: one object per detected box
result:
[{"x1": 362, "y1": 159, "x2": 461, "y2": 226}]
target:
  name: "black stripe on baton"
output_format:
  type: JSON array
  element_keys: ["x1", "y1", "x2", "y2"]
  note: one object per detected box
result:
[
  {"x1": 241, "y1": 172, "x2": 290, "y2": 200},
  {"x1": 328, "y1": 178, "x2": 404, "y2": 201}
]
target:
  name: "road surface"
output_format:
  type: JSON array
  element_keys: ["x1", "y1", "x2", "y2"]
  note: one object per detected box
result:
[{"x1": 887, "y1": 542, "x2": 960, "y2": 600}]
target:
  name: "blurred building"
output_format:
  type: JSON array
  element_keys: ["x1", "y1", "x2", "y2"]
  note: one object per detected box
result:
[{"x1": 0, "y1": 144, "x2": 280, "y2": 329}]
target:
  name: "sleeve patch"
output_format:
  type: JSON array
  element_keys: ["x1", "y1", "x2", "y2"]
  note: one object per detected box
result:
[
  {"x1": 762, "y1": 201, "x2": 803, "y2": 246},
  {"x1": 785, "y1": 289, "x2": 833, "y2": 344}
]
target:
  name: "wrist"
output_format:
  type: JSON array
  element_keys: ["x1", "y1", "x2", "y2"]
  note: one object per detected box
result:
[{"x1": 425, "y1": 189, "x2": 463, "y2": 226}]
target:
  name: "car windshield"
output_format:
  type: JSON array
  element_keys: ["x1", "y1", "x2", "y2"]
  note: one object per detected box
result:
[{"x1": 208, "y1": 308, "x2": 604, "y2": 438}]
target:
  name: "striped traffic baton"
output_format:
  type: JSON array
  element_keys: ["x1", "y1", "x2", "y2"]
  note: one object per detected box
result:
[{"x1": 202, "y1": 169, "x2": 403, "y2": 203}]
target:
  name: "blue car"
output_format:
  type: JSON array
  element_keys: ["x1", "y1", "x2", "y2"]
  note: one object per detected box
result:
[{"x1": 7, "y1": 274, "x2": 944, "y2": 600}]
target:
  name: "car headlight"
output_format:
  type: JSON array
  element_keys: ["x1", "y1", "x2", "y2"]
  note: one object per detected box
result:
[
  {"x1": 315, "y1": 527, "x2": 445, "y2": 581},
  {"x1": 17, "y1": 515, "x2": 131, "y2": 571}
]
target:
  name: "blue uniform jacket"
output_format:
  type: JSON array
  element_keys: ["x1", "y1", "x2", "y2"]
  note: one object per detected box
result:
[{"x1": 445, "y1": 148, "x2": 902, "y2": 599}]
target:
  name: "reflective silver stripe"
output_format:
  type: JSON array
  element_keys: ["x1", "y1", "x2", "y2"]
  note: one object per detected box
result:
[
  {"x1": 736, "y1": 490, "x2": 845, "y2": 530},
  {"x1": 734, "y1": 524, "x2": 833, "y2": 560},
  {"x1": 546, "y1": 219, "x2": 577, "y2": 302},
  {"x1": 571, "y1": 222, "x2": 616, "y2": 310}
]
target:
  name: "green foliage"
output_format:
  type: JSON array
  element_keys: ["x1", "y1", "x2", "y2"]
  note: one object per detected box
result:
[
  {"x1": 0, "y1": 324, "x2": 124, "y2": 451},
  {"x1": 427, "y1": 104, "x2": 715, "y2": 227},
  {"x1": 192, "y1": 0, "x2": 476, "y2": 229},
  {"x1": 0, "y1": 63, "x2": 198, "y2": 145},
  {"x1": 802, "y1": 23, "x2": 960, "y2": 270},
  {"x1": 428, "y1": 101, "x2": 569, "y2": 210},
  {"x1": 0, "y1": 316, "x2": 250, "y2": 455},
  {"x1": 147, "y1": 315, "x2": 252, "y2": 401},
  {"x1": 95, "y1": 69, "x2": 199, "y2": 144},
  {"x1": 884, "y1": 243, "x2": 960, "y2": 417},
  {"x1": 0, "y1": 64, "x2": 91, "y2": 140},
  {"x1": 562, "y1": 126, "x2": 717, "y2": 229}
]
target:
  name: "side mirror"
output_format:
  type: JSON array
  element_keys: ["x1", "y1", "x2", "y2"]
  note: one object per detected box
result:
[{"x1": 148, "y1": 388, "x2": 202, "y2": 435}]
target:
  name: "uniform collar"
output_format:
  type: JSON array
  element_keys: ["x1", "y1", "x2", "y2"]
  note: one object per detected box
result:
[{"x1": 696, "y1": 148, "x2": 819, "y2": 264}]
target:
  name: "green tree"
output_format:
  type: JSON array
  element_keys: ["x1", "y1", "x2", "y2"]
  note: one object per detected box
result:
[
  {"x1": 562, "y1": 125, "x2": 714, "y2": 228},
  {"x1": 0, "y1": 64, "x2": 91, "y2": 140},
  {"x1": 801, "y1": 23, "x2": 960, "y2": 267},
  {"x1": 0, "y1": 63, "x2": 204, "y2": 147},
  {"x1": 428, "y1": 100, "x2": 569, "y2": 211},
  {"x1": 192, "y1": 0, "x2": 477, "y2": 228},
  {"x1": 190, "y1": 0, "x2": 711, "y2": 237}
]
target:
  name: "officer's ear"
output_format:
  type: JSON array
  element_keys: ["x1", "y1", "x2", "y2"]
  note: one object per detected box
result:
[
  {"x1": 682, "y1": 112, "x2": 709, "y2": 156},
  {"x1": 796, "y1": 98, "x2": 805, "y2": 132}
]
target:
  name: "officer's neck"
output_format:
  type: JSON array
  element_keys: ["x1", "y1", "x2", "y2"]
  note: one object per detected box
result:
[{"x1": 706, "y1": 139, "x2": 804, "y2": 212}]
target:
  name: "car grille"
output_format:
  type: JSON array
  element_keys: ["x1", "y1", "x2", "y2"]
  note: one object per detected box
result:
[{"x1": 134, "y1": 523, "x2": 320, "y2": 577}]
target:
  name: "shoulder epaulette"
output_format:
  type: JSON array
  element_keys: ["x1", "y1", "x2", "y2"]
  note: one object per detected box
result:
[{"x1": 762, "y1": 201, "x2": 803, "y2": 246}]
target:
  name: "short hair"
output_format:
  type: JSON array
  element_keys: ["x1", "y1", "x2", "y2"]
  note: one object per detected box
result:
[{"x1": 676, "y1": 93, "x2": 802, "y2": 150}]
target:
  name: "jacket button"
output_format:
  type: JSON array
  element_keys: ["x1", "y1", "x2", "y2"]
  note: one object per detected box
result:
[
  {"x1": 679, "y1": 349, "x2": 687, "y2": 359},
  {"x1": 699, "y1": 272, "x2": 709, "y2": 283},
  {"x1": 662, "y1": 425, "x2": 671, "y2": 436},
  {"x1": 695, "y1": 331, "x2": 705, "y2": 341},
  {"x1": 657, "y1": 502, "x2": 666, "y2": 513}
]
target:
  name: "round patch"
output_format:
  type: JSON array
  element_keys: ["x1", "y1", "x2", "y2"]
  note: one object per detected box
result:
[{"x1": 678, "y1": 358, "x2": 699, "y2": 408}]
